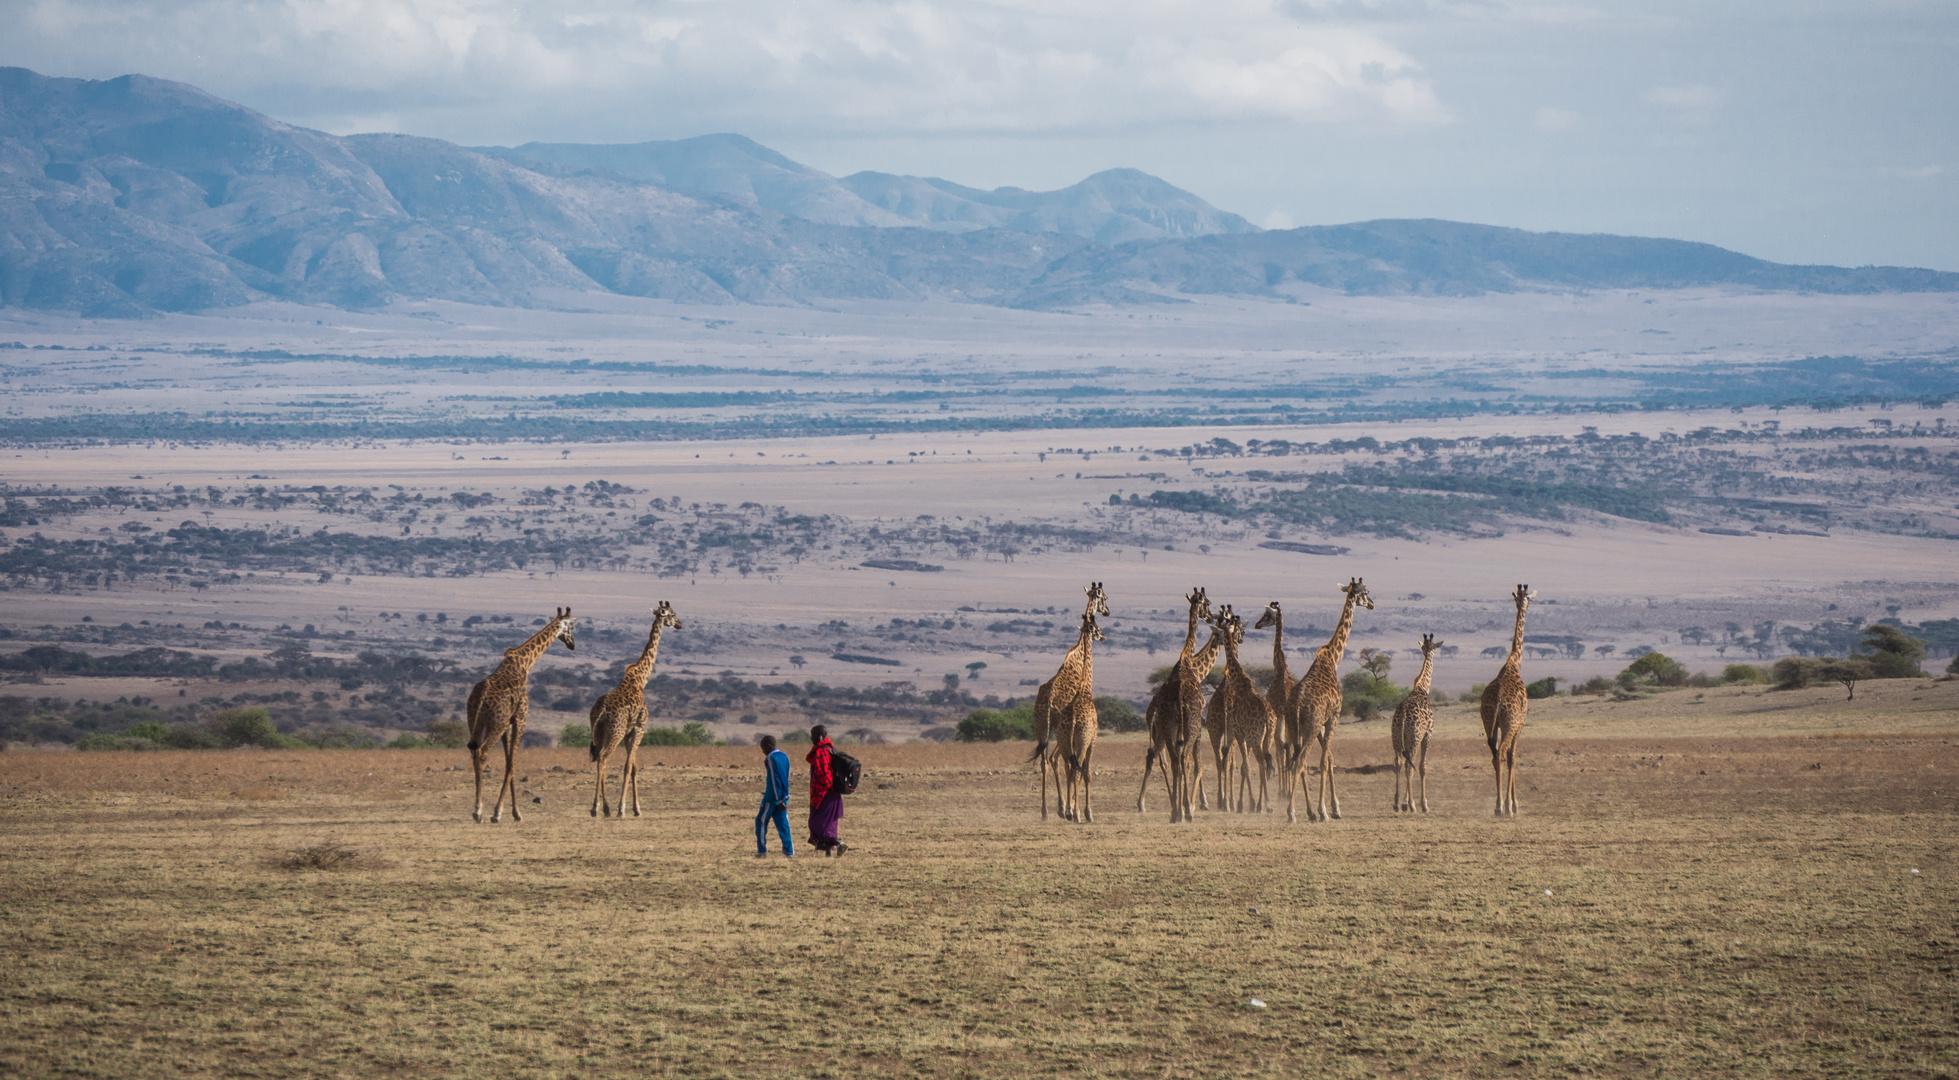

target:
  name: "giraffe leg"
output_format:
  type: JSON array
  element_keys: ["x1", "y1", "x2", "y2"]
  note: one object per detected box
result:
[
  {"x1": 1417, "y1": 738, "x2": 1430, "y2": 813},
  {"x1": 1505, "y1": 740, "x2": 1519, "y2": 815},
  {"x1": 1325, "y1": 733, "x2": 1341, "y2": 820},
  {"x1": 1490, "y1": 740, "x2": 1506, "y2": 816},
  {"x1": 1045, "y1": 743, "x2": 1055, "y2": 821},
  {"x1": 592, "y1": 745, "x2": 607, "y2": 817},
  {"x1": 627, "y1": 740, "x2": 643, "y2": 818},
  {"x1": 470, "y1": 738, "x2": 489, "y2": 823},
  {"x1": 489, "y1": 732, "x2": 509, "y2": 823},
  {"x1": 1079, "y1": 745, "x2": 1094, "y2": 824}
]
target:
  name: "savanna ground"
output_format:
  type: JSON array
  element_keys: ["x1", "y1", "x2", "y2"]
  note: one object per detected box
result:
[{"x1": 3, "y1": 681, "x2": 1955, "y2": 1079}]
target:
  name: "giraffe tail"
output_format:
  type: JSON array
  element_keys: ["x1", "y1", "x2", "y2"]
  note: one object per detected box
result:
[
  {"x1": 1029, "y1": 738, "x2": 1049, "y2": 764},
  {"x1": 589, "y1": 742, "x2": 602, "y2": 763}
]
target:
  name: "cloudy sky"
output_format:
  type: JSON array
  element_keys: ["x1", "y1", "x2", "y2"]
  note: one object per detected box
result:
[{"x1": 5, "y1": 0, "x2": 1954, "y2": 269}]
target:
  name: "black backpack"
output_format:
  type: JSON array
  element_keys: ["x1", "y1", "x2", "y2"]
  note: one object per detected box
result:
[{"x1": 830, "y1": 750, "x2": 862, "y2": 795}]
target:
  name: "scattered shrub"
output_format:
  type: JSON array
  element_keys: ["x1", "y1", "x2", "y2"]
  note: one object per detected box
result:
[
  {"x1": 209, "y1": 707, "x2": 288, "y2": 748},
  {"x1": 1094, "y1": 696, "x2": 1146, "y2": 733},
  {"x1": 76, "y1": 732, "x2": 161, "y2": 751},
  {"x1": 558, "y1": 723, "x2": 592, "y2": 749},
  {"x1": 426, "y1": 719, "x2": 468, "y2": 748},
  {"x1": 781, "y1": 730, "x2": 810, "y2": 745},
  {"x1": 1860, "y1": 625, "x2": 1926, "y2": 678},
  {"x1": 161, "y1": 723, "x2": 222, "y2": 749},
  {"x1": 1459, "y1": 682, "x2": 1487, "y2": 703},
  {"x1": 519, "y1": 729, "x2": 554, "y2": 748},
  {"x1": 1772, "y1": 657, "x2": 1826, "y2": 689},
  {"x1": 386, "y1": 733, "x2": 432, "y2": 749},
  {"x1": 957, "y1": 704, "x2": 1036, "y2": 742},
  {"x1": 1619, "y1": 652, "x2": 1687, "y2": 688},
  {"x1": 1948, "y1": 655, "x2": 1959, "y2": 677},
  {"x1": 1341, "y1": 670, "x2": 1406, "y2": 720},
  {"x1": 1572, "y1": 676, "x2": 1613, "y2": 696},
  {"x1": 1723, "y1": 664, "x2": 1769, "y2": 684},
  {"x1": 124, "y1": 720, "x2": 170, "y2": 742},
  {"x1": 641, "y1": 721, "x2": 715, "y2": 747},
  {"x1": 1525, "y1": 676, "x2": 1560, "y2": 700}
]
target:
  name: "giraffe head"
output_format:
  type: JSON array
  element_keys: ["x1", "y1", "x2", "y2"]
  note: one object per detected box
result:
[
  {"x1": 1340, "y1": 577, "x2": 1375, "y2": 611},
  {"x1": 552, "y1": 606, "x2": 577, "y2": 651},
  {"x1": 1214, "y1": 604, "x2": 1245, "y2": 646},
  {"x1": 1511, "y1": 583, "x2": 1535, "y2": 614},
  {"x1": 1085, "y1": 581, "x2": 1111, "y2": 618},
  {"x1": 651, "y1": 600, "x2": 683, "y2": 633},
  {"x1": 1419, "y1": 632, "x2": 1442, "y2": 659},
  {"x1": 1253, "y1": 600, "x2": 1282, "y2": 631},
  {"x1": 1080, "y1": 611, "x2": 1106, "y2": 643},
  {"x1": 1186, "y1": 586, "x2": 1213, "y2": 622}
]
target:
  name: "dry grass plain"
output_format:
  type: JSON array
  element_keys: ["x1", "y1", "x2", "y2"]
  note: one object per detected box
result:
[{"x1": 3, "y1": 695, "x2": 1955, "y2": 1079}]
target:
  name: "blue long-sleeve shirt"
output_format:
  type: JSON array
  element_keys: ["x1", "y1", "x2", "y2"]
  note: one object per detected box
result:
[{"x1": 763, "y1": 748, "x2": 791, "y2": 806}]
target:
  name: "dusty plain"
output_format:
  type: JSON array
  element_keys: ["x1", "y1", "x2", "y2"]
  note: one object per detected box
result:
[{"x1": 2, "y1": 687, "x2": 1956, "y2": 1079}]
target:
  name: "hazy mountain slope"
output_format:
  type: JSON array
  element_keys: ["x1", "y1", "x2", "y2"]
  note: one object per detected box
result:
[
  {"x1": 481, "y1": 134, "x2": 914, "y2": 229},
  {"x1": 2, "y1": 67, "x2": 1954, "y2": 317},
  {"x1": 1017, "y1": 219, "x2": 1959, "y2": 305},
  {"x1": 841, "y1": 167, "x2": 1261, "y2": 244}
]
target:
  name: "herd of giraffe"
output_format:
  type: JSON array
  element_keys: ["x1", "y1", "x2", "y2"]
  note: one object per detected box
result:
[
  {"x1": 1037, "y1": 579, "x2": 1538, "y2": 824},
  {"x1": 458, "y1": 581, "x2": 1535, "y2": 826}
]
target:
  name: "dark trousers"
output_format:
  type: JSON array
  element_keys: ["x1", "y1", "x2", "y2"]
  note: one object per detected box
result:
[{"x1": 755, "y1": 800, "x2": 794, "y2": 855}]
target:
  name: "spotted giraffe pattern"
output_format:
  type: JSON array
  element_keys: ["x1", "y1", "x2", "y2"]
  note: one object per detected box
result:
[
  {"x1": 1137, "y1": 587, "x2": 1214, "y2": 822},
  {"x1": 589, "y1": 601, "x2": 682, "y2": 818},
  {"x1": 466, "y1": 607, "x2": 576, "y2": 823},
  {"x1": 1282, "y1": 578, "x2": 1374, "y2": 824},
  {"x1": 1218, "y1": 608, "x2": 1278, "y2": 813},
  {"x1": 1035, "y1": 583, "x2": 1111, "y2": 820},
  {"x1": 1392, "y1": 634, "x2": 1441, "y2": 813},
  {"x1": 1480, "y1": 585, "x2": 1534, "y2": 816}
]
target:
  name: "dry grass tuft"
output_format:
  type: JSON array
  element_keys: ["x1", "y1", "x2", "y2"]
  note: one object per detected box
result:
[{"x1": 275, "y1": 842, "x2": 381, "y2": 872}]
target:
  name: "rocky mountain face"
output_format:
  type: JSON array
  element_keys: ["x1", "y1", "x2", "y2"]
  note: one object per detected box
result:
[{"x1": 2, "y1": 66, "x2": 1953, "y2": 317}]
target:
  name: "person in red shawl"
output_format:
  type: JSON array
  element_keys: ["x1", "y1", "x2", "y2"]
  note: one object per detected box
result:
[{"x1": 805, "y1": 724, "x2": 848, "y2": 856}]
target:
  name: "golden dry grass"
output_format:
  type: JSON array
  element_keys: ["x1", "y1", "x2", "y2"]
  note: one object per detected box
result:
[{"x1": 1, "y1": 714, "x2": 1955, "y2": 1078}]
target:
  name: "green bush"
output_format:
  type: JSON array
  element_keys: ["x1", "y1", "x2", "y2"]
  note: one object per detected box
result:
[
  {"x1": 1341, "y1": 670, "x2": 1407, "y2": 720},
  {"x1": 124, "y1": 721, "x2": 170, "y2": 743},
  {"x1": 162, "y1": 723, "x2": 222, "y2": 749},
  {"x1": 1860, "y1": 625, "x2": 1926, "y2": 678},
  {"x1": 209, "y1": 707, "x2": 286, "y2": 748},
  {"x1": 1948, "y1": 655, "x2": 1959, "y2": 676},
  {"x1": 386, "y1": 733, "x2": 433, "y2": 749},
  {"x1": 642, "y1": 721, "x2": 715, "y2": 747},
  {"x1": 781, "y1": 730, "x2": 810, "y2": 745},
  {"x1": 76, "y1": 732, "x2": 162, "y2": 751},
  {"x1": 1723, "y1": 664, "x2": 1769, "y2": 684},
  {"x1": 1094, "y1": 696, "x2": 1146, "y2": 733},
  {"x1": 1572, "y1": 676, "x2": 1613, "y2": 696},
  {"x1": 1524, "y1": 676, "x2": 1560, "y2": 699},
  {"x1": 1619, "y1": 652, "x2": 1688, "y2": 688},
  {"x1": 1459, "y1": 682, "x2": 1487, "y2": 704},
  {"x1": 558, "y1": 723, "x2": 592, "y2": 749},
  {"x1": 303, "y1": 725, "x2": 379, "y2": 749},
  {"x1": 957, "y1": 704, "x2": 1036, "y2": 742},
  {"x1": 426, "y1": 719, "x2": 469, "y2": 748},
  {"x1": 1772, "y1": 657, "x2": 1826, "y2": 689}
]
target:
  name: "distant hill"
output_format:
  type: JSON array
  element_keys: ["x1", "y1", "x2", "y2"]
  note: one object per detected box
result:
[{"x1": 1, "y1": 66, "x2": 1954, "y2": 316}]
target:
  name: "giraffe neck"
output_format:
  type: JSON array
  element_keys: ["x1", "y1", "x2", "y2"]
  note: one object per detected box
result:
[
  {"x1": 1191, "y1": 625, "x2": 1225, "y2": 682},
  {"x1": 1223, "y1": 629, "x2": 1247, "y2": 685},
  {"x1": 621, "y1": 628, "x2": 665, "y2": 693},
  {"x1": 1181, "y1": 601, "x2": 1200, "y2": 658},
  {"x1": 506, "y1": 618, "x2": 564, "y2": 673},
  {"x1": 1506, "y1": 603, "x2": 1528, "y2": 670},
  {"x1": 1320, "y1": 595, "x2": 1360, "y2": 675},
  {"x1": 1269, "y1": 611, "x2": 1289, "y2": 687},
  {"x1": 1413, "y1": 651, "x2": 1435, "y2": 694}
]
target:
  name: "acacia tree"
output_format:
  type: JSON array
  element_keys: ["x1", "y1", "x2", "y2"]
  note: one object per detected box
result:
[
  {"x1": 1821, "y1": 657, "x2": 1876, "y2": 700},
  {"x1": 1859, "y1": 625, "x2": 1926, "y2": 678}
]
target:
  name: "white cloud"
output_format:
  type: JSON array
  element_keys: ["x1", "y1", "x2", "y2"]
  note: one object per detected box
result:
[
  {"x1": 1, "y1": 0, "x2": 1448, "y2": 141},
  {"x1": 1263, "y1": 209, "x2": 1297, "y2": 228},
  {"x1": 1533, "y1": 105, "x2": 1581, "y2": 131}
]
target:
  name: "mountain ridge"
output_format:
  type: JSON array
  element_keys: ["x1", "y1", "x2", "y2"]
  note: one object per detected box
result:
[{"x1": 1, "y1": 66, "x2": 1953, "y2": 317}]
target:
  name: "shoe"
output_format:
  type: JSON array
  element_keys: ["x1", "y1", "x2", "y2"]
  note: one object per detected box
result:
[
  {"x1": 835, "y1": 842, "x2": 850, "y2": 857},
  {"x1": 755, "y1": 852, "x2": 767, "y2": 858}
]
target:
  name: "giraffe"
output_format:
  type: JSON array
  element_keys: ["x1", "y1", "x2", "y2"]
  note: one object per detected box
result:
[
  {"x1": 1252, "y1": 600, "x2": 1296, "y2": 747},
  {"x1": 588, "y1": 601, "x2": 682, "y2": 818},
  {"x1": 1281, "y1": 578, "x2": 1374, "y2": 823},
  {"x1": 1218, "y1": 607, "x2": 1279, "y2": 813},
  {"x1": 1136, "y1": 587, "x2": 1216, "y2": 822},
  {"x1": 1033, "y1": 582, "x2": 1111, "y2": 820},
  {"x1": 1481, "y1": 585, "x2": 1535, "y2": 816},
  {"x1": 1055, "y1": 611, "x2": 1105, "y2": 823},
  {"x1": 465, "y1": 606, "x2": 576, "y2": 823},
  {"x1": 1391, "y1": 633, "x2": 1442, "y2": 813}
]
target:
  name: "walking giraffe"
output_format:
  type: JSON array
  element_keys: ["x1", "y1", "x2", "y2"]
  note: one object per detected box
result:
[
  {"x1": 1033, "y1": 582, "x2": 1111, "y2": 820},
  {"x1": 1481, "y1": 585, "x2": 1535, "y2": 816},
  {"x1": 1281, "y1": 578, "x2": 1374, "y2": 823},
  {"x1": 1391, "y1": 633, "x2": 1441, "y2": 813},
  {"x1": 1216, "y1": 607, "x2": 1279, "y2": 812},
  {"x1": 465, "y1": 607, "x2": 576, "y2": 823},
  {"x1": 1252, "y1": 600, "x2": 1297, "y2": 752},
  {"x1": 588, "y1": 601, "x2": 682, "y2": 818},
  {"x1": 1052, "y1": 612, "x2": 1106, "y2": 822},
  {"x1": 1137, "y1": 587, "x2": 1218, "y2": 822}
]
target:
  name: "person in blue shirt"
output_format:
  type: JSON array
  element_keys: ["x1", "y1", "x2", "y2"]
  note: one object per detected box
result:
[{"x1": 756, "y1": 734, "x2": 795, "y2": 858}]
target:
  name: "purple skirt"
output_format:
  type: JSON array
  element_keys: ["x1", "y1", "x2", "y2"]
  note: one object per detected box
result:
[{"x1": 808, "y1": 791, "x2": 843, "y2": 849}]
